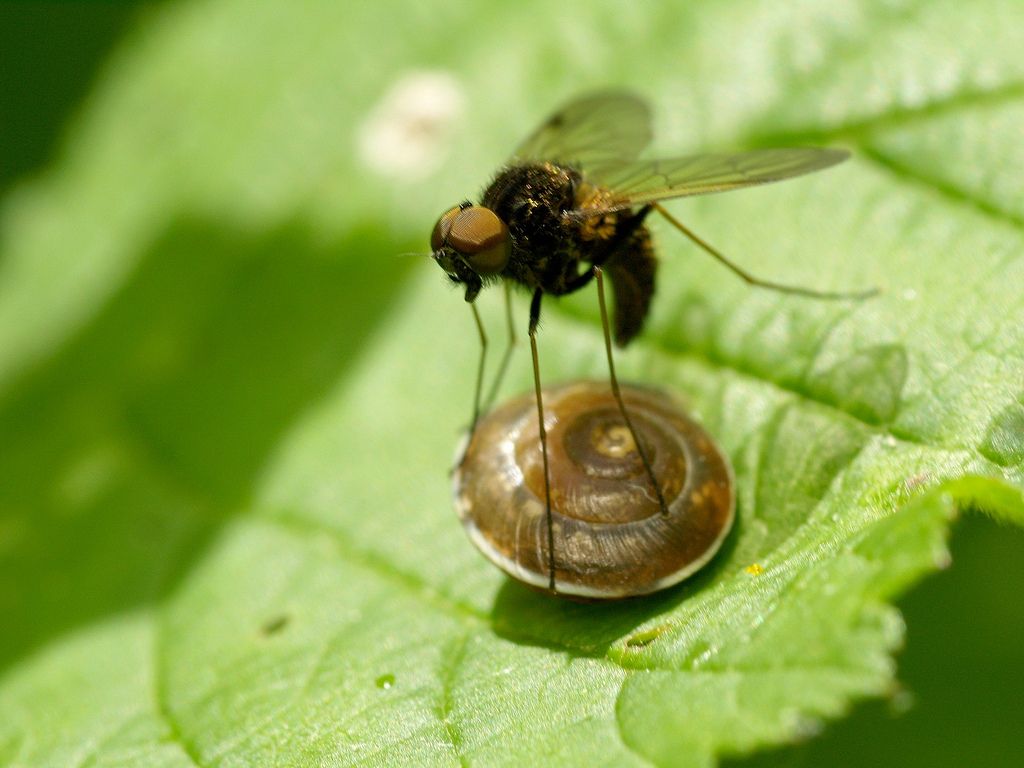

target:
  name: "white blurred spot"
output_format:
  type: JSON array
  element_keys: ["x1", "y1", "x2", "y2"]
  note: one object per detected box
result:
[
  {"x1": 358, "y1": 71, "x2": 465, "y2": 179},
  {"x1": 901, "y1": 288, "x2": 917, "y2": 301}
]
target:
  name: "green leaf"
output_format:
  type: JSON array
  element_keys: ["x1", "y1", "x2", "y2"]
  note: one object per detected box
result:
[{"x1": 1, "y1": 1, "x2": 1023, "y2": 766}]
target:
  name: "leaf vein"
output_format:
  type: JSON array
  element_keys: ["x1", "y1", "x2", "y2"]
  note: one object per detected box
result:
[
  {"x1": 858, "y1": 142, "x2": 1024, "y2": 233},
  {"x1": 754, "y1": 80, "x2": 1024, "y2": 159},
  {"x1": 152, "y1": 615, "x2": 205, "y2": 768},
  {"x1": 259, "y1": 511, "x2": 612, "y2": 658},
  {"x1": 437, "y1": 632, "x2": 473, "y2": 767}
]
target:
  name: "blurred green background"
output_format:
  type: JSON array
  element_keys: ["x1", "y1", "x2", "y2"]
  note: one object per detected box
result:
[
  {"x1": 0, "y1": 3, "x2": 142, "y2": 195},
  {"x1": 1, "y1": 3, "x2": 1021, "y2": 767}
]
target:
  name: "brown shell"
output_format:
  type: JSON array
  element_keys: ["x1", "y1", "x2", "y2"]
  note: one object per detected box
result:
[{"x1": 453, "y1": 381, "x2": 734, "y2": 599}]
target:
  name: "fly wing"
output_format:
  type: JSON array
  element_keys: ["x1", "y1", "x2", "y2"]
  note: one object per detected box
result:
[
  {"x1": 572, "y1": 147, "x2": 849, "y2": 217},
  {"x1": 512, "y1": 92, "x2": 653, "y2": 169}
]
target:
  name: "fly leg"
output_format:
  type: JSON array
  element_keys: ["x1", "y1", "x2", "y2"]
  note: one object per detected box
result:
[
  {"x1": 562, "y1": 204, "x2": 668, "y2": 516},
  {"x1": 468, "y1": 301, "x2": 487, "y2": 434},
  {"x1": 652, "y1": 202, "x2": 877, "y2": 299},
  {"x1": 482, "y1": 282, "x2": 517, "y2": 414},
  {"x1": 528, "y1": 288, "x2": 557, "y2": 593},
  {"x1": 458, "y1": 285, "x2": 517, "y2": 472},
  {"x1": 594, "y1": 266, "x2": 669, "y2": 516},
  {"x1": 452, "y1": 301, "x2": 488, "y2": 472}
]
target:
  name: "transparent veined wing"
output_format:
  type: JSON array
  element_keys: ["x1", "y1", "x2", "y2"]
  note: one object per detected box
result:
[
  {"x1": 512, "y1": 91, "x2": 653, "y2": 169},
  {"x1": 573, "y1": 148, "x2": 849, "y2": 217}
]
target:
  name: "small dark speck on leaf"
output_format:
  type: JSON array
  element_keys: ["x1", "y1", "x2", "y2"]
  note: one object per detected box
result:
[
  {"x1": 260, "y1": 614, "x2": 290, "y2": 636},
  {"x1": 376, "y1": 673, "x2": 395, "y2": 690}
]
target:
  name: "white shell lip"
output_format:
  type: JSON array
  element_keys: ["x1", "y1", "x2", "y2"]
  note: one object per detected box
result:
[
  {"x1": 457, "y1": 476, "x2": 735, "y2": 599},
  {"x1": 450, "y1": 430, "x2": 471, "y2": 501}
]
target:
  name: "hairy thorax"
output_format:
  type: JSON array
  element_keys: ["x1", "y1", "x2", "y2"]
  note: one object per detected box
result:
[{"x1": 481, "y1": 162, "x2": 627, "y2": 295}]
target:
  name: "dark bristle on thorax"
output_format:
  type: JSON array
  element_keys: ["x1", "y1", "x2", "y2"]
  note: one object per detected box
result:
[
  {"x1": 481, "y1": 163, "x2": 581, "y2": 291},
  {"x1": 478, "y1": 161, "x2": 657, "y2": 344}
]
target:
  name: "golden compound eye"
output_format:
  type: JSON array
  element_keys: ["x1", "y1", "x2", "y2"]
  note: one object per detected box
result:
[
  {"x1": 430, "y1": 206, "x2": 462, "y2": 252},
  {"x1": 448, "y1": 206, "x2": 510, "y2": 275}
]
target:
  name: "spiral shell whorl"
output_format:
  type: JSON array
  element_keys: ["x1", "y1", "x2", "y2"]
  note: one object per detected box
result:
[{"x1": 454, "y1": 381, "x2": 734, "y2": 599}]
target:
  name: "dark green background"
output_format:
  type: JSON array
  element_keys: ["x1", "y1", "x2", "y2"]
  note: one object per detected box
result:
[
  {"x1": 0, "y1": 3, "x2": 144, "y2": 194},
  {"x1": 2, "y1": 4, "x2": 1020, "y2": 767}
]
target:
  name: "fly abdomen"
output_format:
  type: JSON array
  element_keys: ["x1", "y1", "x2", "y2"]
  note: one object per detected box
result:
[{"x1": 604, "y1": 227, "x2": 657, "y2": 346}]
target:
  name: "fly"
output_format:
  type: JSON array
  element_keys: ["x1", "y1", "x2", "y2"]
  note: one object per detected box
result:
[{"x1": 429, "y1": 92, "x2": 874, "y2": 593}]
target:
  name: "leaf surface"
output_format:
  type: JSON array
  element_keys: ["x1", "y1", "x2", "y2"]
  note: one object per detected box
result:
[{"x1": 1, "y1": 1, "x2": 1022, "y2": 766}]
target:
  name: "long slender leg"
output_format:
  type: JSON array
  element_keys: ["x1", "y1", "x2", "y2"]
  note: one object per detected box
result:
[
  {"x1": 469, "y1": 301, "x2": 487, "y2": 431},
  {"x1": 483, "y1": 282, "x2": 517, "y2": 414},
  {"x1": 594, "y1": 267, "x2": 669, "y2": 515},
  {"x1": 453, "y1": 301, "x2": 487, "y2": 471},
  {"x1": 528, "y1": 288, "x2": 556, "y2": 592},
  {"x1": 652, "y1": 202, "x2": 878, "y2": 300}
]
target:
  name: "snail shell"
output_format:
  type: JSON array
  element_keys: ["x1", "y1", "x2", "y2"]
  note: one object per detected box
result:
[{"x1": 453, "y1": 381, "x2": 734, "y2": 599}]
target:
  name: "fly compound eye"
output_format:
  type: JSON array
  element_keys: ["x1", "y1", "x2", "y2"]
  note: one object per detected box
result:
[
  {"x1": 431, "y1": 206, "x2": 462, "y2": 252},
  {"x1": 448, "y1": 206, "x2": 510, "y2": 276}
]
